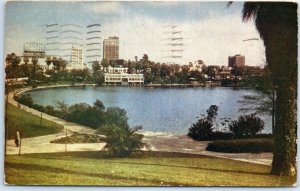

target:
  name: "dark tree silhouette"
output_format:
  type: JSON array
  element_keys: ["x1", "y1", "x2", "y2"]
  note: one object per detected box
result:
[{"x1": 241, "y1": 2, "x2": 297, "y2": 176}]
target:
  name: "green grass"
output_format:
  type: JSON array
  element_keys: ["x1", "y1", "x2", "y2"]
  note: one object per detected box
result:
[
  {"x1": 5, "y1": 103, "x2": 64, "y2": 139},
  {"x1": 5, "y1": 151, "x2": 296, "y2": 186}
]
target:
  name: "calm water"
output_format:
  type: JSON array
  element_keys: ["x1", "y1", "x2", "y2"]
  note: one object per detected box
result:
[{"x1": 26, "y1": 86, "x2": 272, "y2": 133}]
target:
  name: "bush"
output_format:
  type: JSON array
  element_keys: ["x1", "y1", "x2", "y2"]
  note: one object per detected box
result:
[
  {"x1": 212, "y1": 131, "x2": 234, "y2": 140},
  {"x1": 206, "y1": 138, "x2": 273, "y2": 153},
  {"x1": 228, "y1": 114, "x2": 264, "y2": 138},
  {"x1": 16, "y1": 94, "x2": 34, "y2": 107},
  {"x1": 188, "y1": 118, "x2": 214, "y2": 141},
  {"x1": 98, "y1": 124, "x2": 146, "y2": 157}
]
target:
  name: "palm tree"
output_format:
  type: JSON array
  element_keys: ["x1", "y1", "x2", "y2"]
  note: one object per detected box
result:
[
  {"x1": 31, "y1": 56, "x2": 39, "y2": 75},
  {"x1": 241, "y1": 2, "x2": 297, "y2": 176},
  {"x1": 45, "y1": 56, "x2": 52, "y2": 70},
  {"x1": 23, "y1": 56, "x2": 29, "y2": 65},
  {"x1": 5, "y1": 53, "x2": 21, "y2": 78}
]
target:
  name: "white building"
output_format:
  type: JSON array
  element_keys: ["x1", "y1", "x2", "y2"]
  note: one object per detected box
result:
[
  {"x1": 104, "y1": 73, "x2": 144, "y2": 85},
  {"x1": 69, "y1": 47, "x2": 83, "y2": 69},
  {"x1": 107, "y1": 66, "x2": 128, "y2": 74},
  {"x1": 104, "y1": 66, "x2": 144, "y2": 85}
]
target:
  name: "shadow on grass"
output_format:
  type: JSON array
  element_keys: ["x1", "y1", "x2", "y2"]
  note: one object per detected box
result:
[
  {"x1": 13, "y1": 151, "x2": 269, "y2": 176},
  {"x1": 104, "y1": 160, "x2": 269, "y2": 176},
  {"x1": 5, "y1": 161, "x2": 182, "y2": 186}
]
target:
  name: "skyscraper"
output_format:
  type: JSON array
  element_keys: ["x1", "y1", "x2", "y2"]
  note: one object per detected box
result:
[
  {"x1": 228, "y1": 54, "x2": 245, "y2": 68},
  {"x1": 44, "y1": 23, "x2": 83, "y2": 69},
  {"x1": 103, "y1": 36, "x2": 119, "y2": 61}
]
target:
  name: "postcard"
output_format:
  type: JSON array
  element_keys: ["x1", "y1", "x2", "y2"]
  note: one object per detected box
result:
[{"x1": 3, "y1": 0, "x2": 297, "y2": 186}]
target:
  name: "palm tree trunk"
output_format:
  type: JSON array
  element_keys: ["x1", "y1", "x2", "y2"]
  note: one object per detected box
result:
[{"x1": 271, "y1": 83, "x2": 296, "y2": 176}]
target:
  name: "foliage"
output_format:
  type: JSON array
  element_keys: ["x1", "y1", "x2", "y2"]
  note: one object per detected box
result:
[
  {"x1": 241, "y1": 2, "x2": 297, "y2": 176},
  {"x1": 228, "y1": 114, "x2": 264, "y2": 138},
  {"x1": 93, "y1": 70, "x2": 105, "y2": 85},
  {"x1": 16, "y1": 94, "x2": 34, "y2": 107},
  {"x1": 206, "y1": 138, "x2": 273, "y2": 153},
  {"x1": 188, "y1": 105, "x2": 219, "y2": 141},
  {"x1": 50, "y1": 132, "x2": 103, "y2": 144},
  {"x1": 98, "y1": 124, "x2": 145, "y2": 157},
  {"x1": 206, "y1": 105, "x2": 219, "y2": 121},
  {"x1": 188, "y1": 118, "x2": 214, "y2": 141}
]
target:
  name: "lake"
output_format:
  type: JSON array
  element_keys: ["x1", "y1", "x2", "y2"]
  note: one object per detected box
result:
[{"x1": 26, "y1": 86, "x2": 272, "y2": 134}]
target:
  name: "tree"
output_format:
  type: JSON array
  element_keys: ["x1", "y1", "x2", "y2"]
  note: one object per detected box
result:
[
  {"x1": 23, "y1": 56, "x2": 29, "y2": 65},
  {"x1": 59, "y1": 59, "x2": 67, "y2": 70},
  {"x1": 228, "y1": 114, "x2": 264, "y2": 138},
  {"x1": 188, "y1": 105, "x2": 219, "y2": 141},
  {"x1": 99, "y1": 124, "x2": 145, "y2": 157},
  {"x1": 92, "y1": 61, "x2": 101, "y2": 73},
  {"x1": 240, "y1": 2, "x2": 297, "y2": 176},
  {"x1": 5, "y1": 53, "x2": 21, "y2": 78},
  {"x1": 93, "y1": 70, "x2": 105, "y2": 85},
  {"x1": 45, "y1": 56, "x2": 52, "y2": 70},
  {"x1": 31, "y1": 56, "x2": 39, "y2": 75}
]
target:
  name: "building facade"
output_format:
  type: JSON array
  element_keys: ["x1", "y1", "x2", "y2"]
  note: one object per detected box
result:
[
  {"x1": 23, "y1": 42, "x2": 46, "y2": 58},
  {"x1": 70, "y1": 47, "x2": 83, "y2": 69},
  {"x1": 104, "y1": 73, "x2": 144, "y2": 85},
  {"x1": 44, "y1": 23, "x2": 84, "y2": 69},
  {"x1": 103, "y1": 37, "x2": 119, "y2": 60},
  {"x1": 228, "y1": 54, "x2": 245, "y2": 68},
  {"x1": 104, "y1": 66, "x2": 144, "y2": 85},
  {"x1": 44, "y1": 23, "x2": 103, "y2": 69}
]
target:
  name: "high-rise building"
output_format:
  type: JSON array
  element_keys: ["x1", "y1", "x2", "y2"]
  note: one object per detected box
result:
[
  {"x1": 86, "y1": 24, "x2": 102, "y2": 68},
  {"x1": 45, "y1": 24, "x2": 60, "y2": 58},
  {"x1": 103, "y1": 37, "x2": 119, "y2": 60},
  {"x1": 70, "y1": 47, "x2": 83, "y2": 69},
  {"x1": 228, "y1": 54, "x2": 245, "y2": 68},
  {"x1": 44, "y1": 23, "x2": 84, "y2": 69}
]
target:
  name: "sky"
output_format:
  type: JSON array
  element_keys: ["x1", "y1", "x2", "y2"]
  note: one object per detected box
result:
[{"x1": 4, "y1": 1, "x2": 266, "y2": 66}]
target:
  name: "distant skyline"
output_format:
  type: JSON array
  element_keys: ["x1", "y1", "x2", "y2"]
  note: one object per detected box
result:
[{"x1": 5, "y1": 1, "x2": 266, "y2": 66}]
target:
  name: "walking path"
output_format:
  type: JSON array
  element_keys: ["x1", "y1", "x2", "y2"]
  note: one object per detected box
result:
[{"x1": 5, "y1": 86, "x2": 272, "y2": 166}]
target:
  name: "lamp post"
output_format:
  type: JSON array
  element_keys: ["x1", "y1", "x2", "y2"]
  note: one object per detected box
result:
[{"x1": 17, "y1": 103, "x2": 23, "y2": 155}]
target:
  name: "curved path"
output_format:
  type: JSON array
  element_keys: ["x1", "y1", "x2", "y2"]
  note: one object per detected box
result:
[{"x1": 5, "y1": 85, "x2": 272, "y2": 166}]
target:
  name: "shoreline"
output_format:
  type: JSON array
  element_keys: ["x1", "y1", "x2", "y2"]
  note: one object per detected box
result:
[{"x1": 6, "y1": 85, "x2": 273, "y2": 165}]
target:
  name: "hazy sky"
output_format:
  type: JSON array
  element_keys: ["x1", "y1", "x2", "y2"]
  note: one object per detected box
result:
[{"x1": 5, "y1": 1, "x2": 266, "y2": 66}]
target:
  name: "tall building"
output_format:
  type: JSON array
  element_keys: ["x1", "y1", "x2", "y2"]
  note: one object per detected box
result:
[
  {"x1": 86, "y1": 24, "x2": 102, "y2": 68},
  {"x1": 228, "y1": 54, "x2": 245, "y2": 68},
  {"x1": 45, "y1": 24, "x2": 60, "y2": 58},
  {"x1": 103, "y1": 37, "x2": 119, "y2": 61},
  {"x1": 44, "y1": 23, "x2": 84, "y2": 69},
  {"x1": 70, "y1": 47, "x2": 83, "y2": 69}
]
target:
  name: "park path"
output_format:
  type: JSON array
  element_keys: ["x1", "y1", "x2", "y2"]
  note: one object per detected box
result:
[{"x1": 5, "y1": 86, "x2": 272, "y2": 166}]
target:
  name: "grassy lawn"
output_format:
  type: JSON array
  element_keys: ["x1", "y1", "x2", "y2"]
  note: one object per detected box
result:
[
  {"x1": 5, "y1": 103, "x2": 64, "y2": 139},
  {"x1": 5, "y1": 151, "x2": 296, "y2": 186}
]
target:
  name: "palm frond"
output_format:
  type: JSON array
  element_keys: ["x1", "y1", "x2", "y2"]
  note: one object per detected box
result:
[{"x1": 242, "y1": 2, "x2": 260, "y2": 22}]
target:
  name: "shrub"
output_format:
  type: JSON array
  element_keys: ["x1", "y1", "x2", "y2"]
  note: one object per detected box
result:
[
  {"x1": 206, "y1": 138, "x2": 273, "y2": 153},
  {"x1": 98, "y1": 124, "x2": 146, "y2": 157},
  {"x1": 16, "y1": 94, "x2": 34, "y2": 107},
  {"x1": 188, "y1": 118, "x2": 214, "y2": 141},
  {"x1": 228, "y1": 114, "x2": 264, "y2": 138},
  {"x1": 32, "y1": 104, "x2": 45, "y2": 112},
  {"x1": 212, "y1": 131, "x2": 234, "y2": 140}
]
